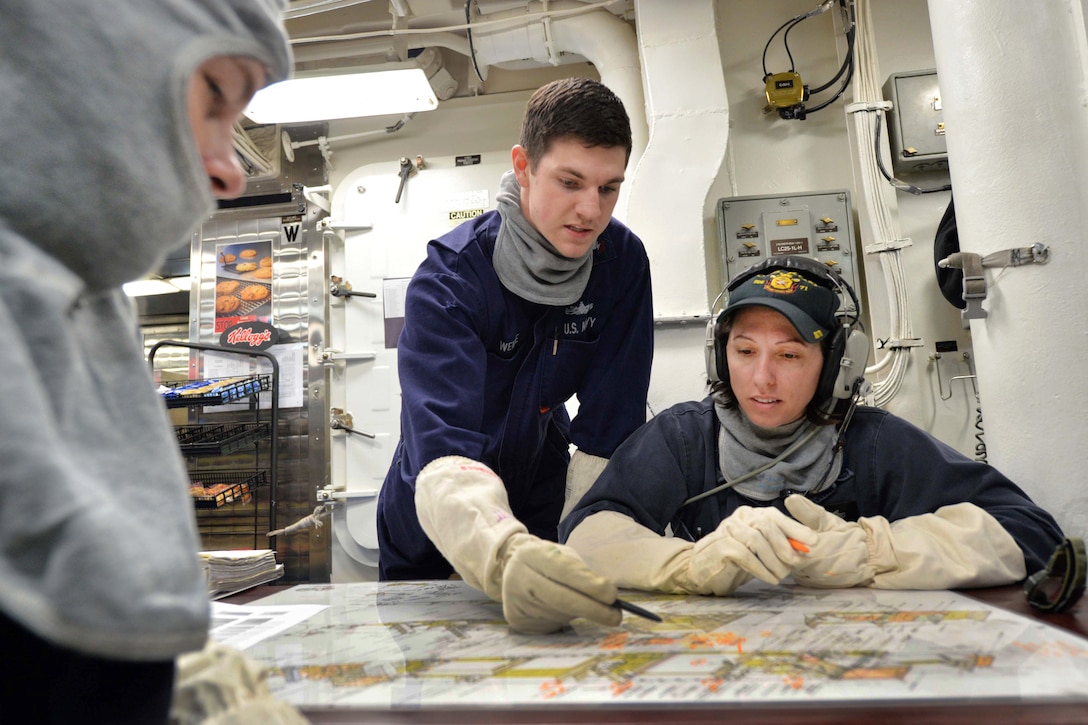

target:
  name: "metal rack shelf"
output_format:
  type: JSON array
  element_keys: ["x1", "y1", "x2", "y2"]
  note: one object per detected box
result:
[
  {"x1": 160, "y1": 375, "x2": 271, "y2": 408},
  {"x1": 189, "y1": 470, "x2": 266, "y2": 509},
  {"x1": 175, "y1": 422, "x2": 271, "y2": 456},
  {"x1": 150, "y1": 341, "x2": 280, "y2": 550}
]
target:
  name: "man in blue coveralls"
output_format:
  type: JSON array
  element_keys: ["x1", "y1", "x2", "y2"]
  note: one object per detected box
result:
[{"x1": 377, "y1": 77, "x2": 654, "y2": 634}]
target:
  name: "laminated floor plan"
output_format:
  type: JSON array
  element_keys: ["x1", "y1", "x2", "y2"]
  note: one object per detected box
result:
[{"x1": 218, "y1": 580, "x2": 1088, "y2": 709}]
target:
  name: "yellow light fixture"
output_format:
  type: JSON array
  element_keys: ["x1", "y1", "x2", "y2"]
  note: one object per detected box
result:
[{"x1": 244, "y1": 68, "x2": 439, "y2": 125}]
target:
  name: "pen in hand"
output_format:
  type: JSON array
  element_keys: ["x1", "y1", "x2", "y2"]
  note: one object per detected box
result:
[{"x1": 613, "y1": 597, "x2": 663, "y2": 622}]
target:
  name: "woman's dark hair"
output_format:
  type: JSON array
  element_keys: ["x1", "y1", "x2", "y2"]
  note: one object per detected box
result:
[
  {"x1": 519, "y1": 76, "x2": 632, "y2": 169},
  {"x1": 709, "y1": 312, "x2": 848, "y2": 425}
]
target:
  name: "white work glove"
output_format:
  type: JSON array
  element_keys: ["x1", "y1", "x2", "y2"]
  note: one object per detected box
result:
[
  {"x1": 784, "y1": 494, "x2": 1027, "y2": 589},
  {"x1": 565, "y1": 507, "x2": 816, "y2": 597},
  {"x1": 416, "y1": 456, "x2": 621, "y2": 634},
  {"x1": 171, "y1": 640, "x2": 308, "y2": 725},
  {"x1": 498, "y1": 532, "x2": 622, "y2": 634},
  {"x1": 559, "y1": 450, "x2": 609, "y2": 523},
  {"x1": 685, "y1": 506, "x2": 818, "y2": 595}
]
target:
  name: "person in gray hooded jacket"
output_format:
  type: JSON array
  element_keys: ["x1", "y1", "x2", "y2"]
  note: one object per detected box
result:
[{"x1": 0, "y1": 1, "x2": 291, "y2": 722}]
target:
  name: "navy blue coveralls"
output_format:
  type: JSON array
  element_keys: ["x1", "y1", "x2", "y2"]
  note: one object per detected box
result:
[
  {"x1": 378, "y1": 210, "x2": 654, "y2": 580},
  {"x1": 560, "y1": 398, "x2": 1064, "y2": 575}
]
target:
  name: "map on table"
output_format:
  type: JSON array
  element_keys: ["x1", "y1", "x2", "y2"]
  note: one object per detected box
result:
[{"x1": 213, "y1": 580, "x2": 1088, "y2": 708}]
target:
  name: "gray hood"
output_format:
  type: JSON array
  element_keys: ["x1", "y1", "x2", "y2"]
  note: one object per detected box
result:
[{"x1": 0, "y1": 0, "x2": 292, "y2": 290}]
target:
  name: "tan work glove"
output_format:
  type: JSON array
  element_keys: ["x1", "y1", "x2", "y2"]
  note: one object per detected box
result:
[
  {"x1": 416, "y1": 456, "x2": 621, "y2": 634},
  {"x1": 559, "y1": 449, "x2": 609, "y2": 523},
  {"x1": 686, "y1": 506, "x2": 817, "y2": 595},
  {"x1": 498, "y1": 532, "x2": 622, "y2": 633},
  {"x1": 565, "y1": 507, "x2": 815, "y2": 596},
  {"x1": 171, "y1": 640, "x2": 308, "y2": 725},
  {"x1": 784, "y1": 494, "x2": 1027, "y2": 589}
]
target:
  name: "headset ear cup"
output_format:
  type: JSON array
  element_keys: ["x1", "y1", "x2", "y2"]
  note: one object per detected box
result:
[
  {"x1": 705, "y1": 313, "x2": 730, "y2": 384},
  {"x1": 816, "y1": 324, "x2": 847, "y2": 403},
  {"x1": 705, "y1": 318, "x2": 720, "y2": 383},
  {"x1": 819, "y1": 326, "x2": 871, "y2": 402},
  {"x1": 716, "y1": 326, "x2": 729, "y2": 387}
]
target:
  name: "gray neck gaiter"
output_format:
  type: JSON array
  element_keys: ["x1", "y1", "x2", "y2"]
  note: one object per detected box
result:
[
  {"x1": 715, "y1": 402, "x2": 842, "y2": 501},
  {"x1": 493, "y1": 170, "x2": 593, "y2": 305}
]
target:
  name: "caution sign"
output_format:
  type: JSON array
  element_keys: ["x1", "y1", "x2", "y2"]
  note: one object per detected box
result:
[{"x1": 449, "y1": 208, "x2": 485, "y2": 225}]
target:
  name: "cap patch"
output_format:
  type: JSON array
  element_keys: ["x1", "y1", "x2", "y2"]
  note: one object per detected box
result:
[{"x1": 759, "y1": 270, "x2": 810, "y2": 295}]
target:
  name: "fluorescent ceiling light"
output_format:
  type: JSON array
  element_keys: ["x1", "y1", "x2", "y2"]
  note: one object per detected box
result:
[
  {"x1": 123, "y1": 276, "x2": 190, "y2": 297},
  {"x1": 244, "y1": 68, "x2": 438, "y2": 125}
]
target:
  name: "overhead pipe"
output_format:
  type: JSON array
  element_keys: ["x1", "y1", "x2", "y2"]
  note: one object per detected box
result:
[
  {"x1": 286, "y1": 2, "x2": 644, "y2": 166},
  {"x1": 469, "y1": 2, "x2": 648, "y2": 177},
  {"x1": 291, "y1": 32, "x2": 471, "y2": 66}
]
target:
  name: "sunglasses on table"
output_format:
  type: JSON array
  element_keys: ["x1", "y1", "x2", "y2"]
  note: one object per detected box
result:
[{"x1": 1024, "y1": 536, "x2": 1086, "y2": 614}]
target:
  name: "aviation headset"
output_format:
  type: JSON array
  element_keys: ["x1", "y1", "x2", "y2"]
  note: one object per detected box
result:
[{"x1": 705, "y1": 255, "x2": 870, "y2": 411}]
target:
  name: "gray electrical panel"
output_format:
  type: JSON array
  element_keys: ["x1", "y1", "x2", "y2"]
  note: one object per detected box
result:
[
  {"x1": 716, "y1": 190, "x2": 860, "y2": 317},
  {"x1": 883, "y1": 69, "x2": 948, "y2": 174}
]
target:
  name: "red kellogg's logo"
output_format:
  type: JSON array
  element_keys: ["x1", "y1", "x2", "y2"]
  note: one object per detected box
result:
[
  {"x1": 220, "y1": 321, "x2": 279, "y2": 350},
  {"x1": 227, "y1": 327, "x2": 272, "y2": 347}
]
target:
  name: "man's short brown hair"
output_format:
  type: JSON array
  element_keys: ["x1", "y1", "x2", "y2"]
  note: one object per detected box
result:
[{"x1": 519, "y1": 76, "x2": 632, "y2": 169}]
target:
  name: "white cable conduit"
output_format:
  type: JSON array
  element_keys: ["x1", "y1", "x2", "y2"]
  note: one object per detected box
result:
[
  {"x1": 281, "y1": 114, "x2": 416, "y2": 168},
  {"x1": 288, "y1": 0, "x2": 626, "y2": 47},
  {"x1": 290, "y1": 114, "x2": 413, "y2": 150},
  {"x1": 285, "y1": 0, "x2": 385, "y2": 21},
  {"x1": 232, "y1": 122, "x2": 276, "y2": 177},
  {"x1": 848, "y1": 0, "x2": 912, "y2": 407}
]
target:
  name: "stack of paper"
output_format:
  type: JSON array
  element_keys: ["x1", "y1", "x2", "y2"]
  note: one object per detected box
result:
[{"x1": 200, "y1": 549, "x2": 284, "y2": 600}]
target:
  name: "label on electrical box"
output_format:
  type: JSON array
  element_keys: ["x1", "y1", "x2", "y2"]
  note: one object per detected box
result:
[{"x1": 771, "y1": 238, "x2": 810, "y2": 255}]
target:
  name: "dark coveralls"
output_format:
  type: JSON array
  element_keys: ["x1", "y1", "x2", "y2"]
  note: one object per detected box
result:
[
  {"x1": 560, "y1": 397, "x2": 1063, "y2": 574},
  {"x1": 378, "y1": 210, "x2": 654, "y2": 580}
]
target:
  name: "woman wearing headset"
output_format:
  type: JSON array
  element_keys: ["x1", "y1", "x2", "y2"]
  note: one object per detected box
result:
[{"x1": 559, "y1": 256, "x2": 1064, "y2": 595}]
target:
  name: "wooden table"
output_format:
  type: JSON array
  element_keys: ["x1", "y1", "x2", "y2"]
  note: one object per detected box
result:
[{"x1": 222, "y1": 583, "x2": 1088, "y2": 724}]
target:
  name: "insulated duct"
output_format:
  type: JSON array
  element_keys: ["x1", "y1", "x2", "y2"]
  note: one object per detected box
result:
[
  {"x1": 291, "y1": 32, "x2": 470, "y2": 67},
  {"x1": 469, "y1": 1, "x2": 648, "y2": 180},
  {"x1": 625, "y1": 0, "x2": 729, "y2": 318}
]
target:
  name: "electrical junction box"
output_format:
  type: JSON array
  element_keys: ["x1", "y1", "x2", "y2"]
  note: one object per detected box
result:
[
  {"x1": 883, "y1": 69, "x2": 949, "y2": 174},
  {"x1": 716, "y1": 190, "x2": 861, "y2": 318}
]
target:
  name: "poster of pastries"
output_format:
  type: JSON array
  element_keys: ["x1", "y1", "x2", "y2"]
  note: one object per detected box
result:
[{"x1": 214, "y1": 240, "x2": 273, "y2": 333}]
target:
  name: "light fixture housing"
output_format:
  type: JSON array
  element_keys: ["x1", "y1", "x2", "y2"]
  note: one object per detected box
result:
[
  {"x1": 122, "y1": 276, "x2": 191, "y2": 297},
  {"x1": 244, "y1": 68, "x2": 439, "y2": 125}
]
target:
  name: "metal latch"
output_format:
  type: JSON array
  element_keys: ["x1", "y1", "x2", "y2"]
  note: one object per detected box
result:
[
  {"x1": 319, "y1": 348, "x2": 376, "y2": 366},
  {"x1": 393, "y1": 154, "x2": 426, "y2": 204},
  {"x1": 330, "y1": 407, "x2": 375, "y2": 439},
  {"x1": 938, "y1": 242, "x2": 1049, "y2": 327},
  {"x1": 329, "y1": 275, "x2": 376, "y2": 299}
]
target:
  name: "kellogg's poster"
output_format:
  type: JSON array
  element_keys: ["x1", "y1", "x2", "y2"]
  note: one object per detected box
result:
[{"x1": 214, "y1": 240, "x2": 272, "y2": 333}]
